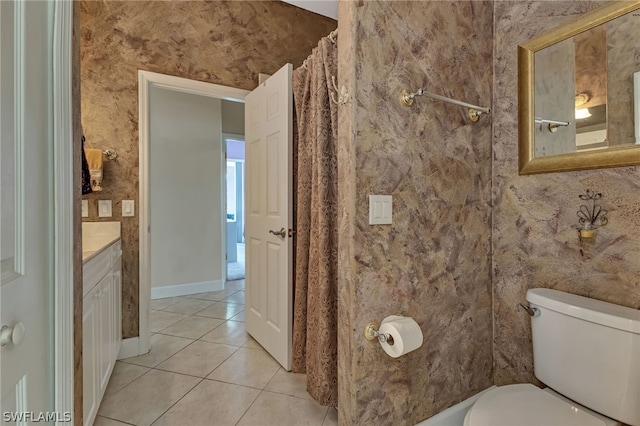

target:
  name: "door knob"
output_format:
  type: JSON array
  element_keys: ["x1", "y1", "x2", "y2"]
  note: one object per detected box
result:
[
  {"x1": 269, "y1": 228, "x2": 287, "y2": 239},
  {"x1": 0, "y1": 322, "x2": 26, "y2": 347}
]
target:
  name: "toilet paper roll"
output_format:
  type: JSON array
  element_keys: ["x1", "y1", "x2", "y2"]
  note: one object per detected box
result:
[{"x1": 378, "y1": 316, "x2": 423, "y2": 358}]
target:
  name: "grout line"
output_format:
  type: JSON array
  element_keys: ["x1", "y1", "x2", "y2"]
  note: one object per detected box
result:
[
  {"x1": 201, "y1": 376, "x2": 273, "y2": 392},
  {"x1": 234, "y1": 389, "x2": 265, "y2": 426},
  {"x1": 147, "y1": 377, "x2": 205, "y2": 426},
  {"x1": 95, "y1": 414, "x2": 137, "y2": 425},
  {"x1": 99, "y1": 366, "x2": 154, "y2": 403}
]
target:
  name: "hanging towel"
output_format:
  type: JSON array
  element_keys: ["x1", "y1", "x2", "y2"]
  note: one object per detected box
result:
[
  {"x1": 81, "y1": 136, "x2": 93, "y2": 195},
  {"x1": 85, "y1": 148, "x2": 104, "y2": 191}
]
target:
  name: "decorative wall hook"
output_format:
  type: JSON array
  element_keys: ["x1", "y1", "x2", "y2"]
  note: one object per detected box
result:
[
  {"x1": 329, "y1": 76, "x2": 349, "y2": 105},
  {"x1": 576, "y1": 189, "x2": 608, "y2": 254}
]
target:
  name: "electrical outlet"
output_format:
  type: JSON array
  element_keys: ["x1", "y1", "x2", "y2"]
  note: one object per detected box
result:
[{"x1": 81, "y1": 200, "x2": 89, "y2": 217}]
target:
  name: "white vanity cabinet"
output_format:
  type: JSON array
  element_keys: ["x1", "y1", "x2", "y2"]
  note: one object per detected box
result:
[{"x1": 83, "y1": 239, "x2": 122, "y2": 426}]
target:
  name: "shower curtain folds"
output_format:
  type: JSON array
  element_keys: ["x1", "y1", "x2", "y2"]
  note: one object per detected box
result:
[{"x1": 291, "y1": 34, "x2": 339, "y2": 407}]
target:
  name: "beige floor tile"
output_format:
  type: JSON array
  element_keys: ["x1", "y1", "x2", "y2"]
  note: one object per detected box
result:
[
  {"x1": 103, "y1": 361, "x2": 150, "y2": 399},
  {"x1": 149, "y1": 310, "x2": 190, "y2": 333},
  {"x1": 200, "y1": 320, "x2": 250, "y2": 346},
  {"x1": 242, "y1": 336, "x2": 262, "y2": 350},
  {"x1": 161, "y1": 298, "x2": 215, "y2": 315},
  {"x1": 230, "y1": 310, "x2": 246, "y2": 322},
  {"x1": 323, "y1": 407, "x2": 338, "y2": 426},
  {"x1": 97, "y1": 369, "x2": 200, "y2": 426},
  {"x1": 265, "y1": 368, "x2": 311, "y2": 400},
  {"x1": 237, "y1": 391, "x2": 328, "y2": 426},
  {"x1": 207, "y1": 347, "x2": 280, "y2": 389},
  {"x1": 195, "y1": 302, "x2": 244, "y2": 320},
  {"x1": 158, "y1": 315, "x2": 224, "y2": 339},
  {"x1": 156, "y1": 340, "x2": 239, "y2": 377},
  {"x1": 186, "y1": 287, "x2": 238, "y2": 301},
  {"x1": 152, "y1": 379, "x2": 260, "y2": 426},
  {"x1": 222, "y1": 290, "x2": 245, "y2": 304},
  {"x1": 122, "y1": 334, "x2": 193, "y2": 367},
  {"x1": 225, "y1": 279, "x2": 245, "y2": 291},
  {"x1": 150, "y1": 296, "x2": 185, "y2": 311},
  {"x1": 93, "y1": 416, "x2": 130, "y2": 426}
]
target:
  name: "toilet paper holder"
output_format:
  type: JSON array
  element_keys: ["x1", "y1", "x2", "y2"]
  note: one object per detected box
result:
[{"x1": 364, "y1": 322, "x2": 394, "y2": 345}]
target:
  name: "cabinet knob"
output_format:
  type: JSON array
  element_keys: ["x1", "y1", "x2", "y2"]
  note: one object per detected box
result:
[{"x1": 0, "y1": 322, "x2": 26, "y2": 347}]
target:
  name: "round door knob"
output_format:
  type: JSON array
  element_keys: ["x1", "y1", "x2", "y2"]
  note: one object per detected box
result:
[{"x1": 0, "y1": 322, "x2": 26, "y2": 347}]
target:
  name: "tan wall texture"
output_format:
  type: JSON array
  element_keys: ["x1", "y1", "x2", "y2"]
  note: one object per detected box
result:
[{"x1": 338, "y1": 2, "x2": 494, "y2": 424}]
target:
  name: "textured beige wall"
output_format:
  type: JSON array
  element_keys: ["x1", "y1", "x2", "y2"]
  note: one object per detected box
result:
[
  {"x1": 492, "y1": 0, "x2": 640, "y2": 386},
  {"x1": 338, "y1": 2, "x2": 494, "y2": 424},
  {"x1": 80, "y1": 1, "x2": 336, "y2": 337}
]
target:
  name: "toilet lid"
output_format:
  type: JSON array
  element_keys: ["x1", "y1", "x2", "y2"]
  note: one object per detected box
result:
[{"x1": 464, "y1": 384, "x2": 609, "y2": 426}]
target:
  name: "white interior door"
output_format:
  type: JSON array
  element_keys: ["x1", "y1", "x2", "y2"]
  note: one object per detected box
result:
[
  {"x1": 245, "y1": 63, "x2": 293, "y2": 370},
  {"x1": 1, "y1": 0, "x2": 57, "y2": 421}
]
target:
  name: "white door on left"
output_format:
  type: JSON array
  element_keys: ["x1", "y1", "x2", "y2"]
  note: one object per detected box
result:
[{"x1": 1, "y1": 0, "x2": 59, "y2": 422}]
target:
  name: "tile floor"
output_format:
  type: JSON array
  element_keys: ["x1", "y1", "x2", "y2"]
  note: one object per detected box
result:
[{"x1": 95, "y1": 280, "x2": 338, "y2": 426}]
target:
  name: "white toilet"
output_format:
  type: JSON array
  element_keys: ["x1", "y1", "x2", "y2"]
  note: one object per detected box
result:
[{"x1": 464, "y1": 288, "x2": 640, "y2": 426}]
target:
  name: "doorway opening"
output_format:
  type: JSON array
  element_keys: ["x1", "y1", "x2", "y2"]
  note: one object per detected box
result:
[
  {"x1": 225, "y1": 135, "x2": 246, "y2": 281},
  {"x1": 137, "y1": 70, "x2": 249, "y2": 358}
]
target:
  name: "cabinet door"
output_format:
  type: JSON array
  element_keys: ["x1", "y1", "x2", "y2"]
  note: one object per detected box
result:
[
  {"x1": 98, "y1": 273, "x2": 113, "y2": 394},
  {"x1": 82, "y1": 287, "x2": 100, "y2": 426}
]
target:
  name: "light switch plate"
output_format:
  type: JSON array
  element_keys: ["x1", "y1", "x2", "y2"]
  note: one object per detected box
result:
[
  {"x1": 369, "y1": 195, "x2": 392, "y2": 225},
  {"x1": 98, "y1": 200, "x2": 112, "y2": 218},
  {"x1": 122, "y1": 200, "x2": 135, "y2": 217},
  {"x1": 81, "y1": 200, "x2": 89, "y2": 217}
]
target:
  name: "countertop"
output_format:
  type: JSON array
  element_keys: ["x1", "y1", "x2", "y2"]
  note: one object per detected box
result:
[{"x1": 82, "y1": 221, "x2": 121, "y2": 263}]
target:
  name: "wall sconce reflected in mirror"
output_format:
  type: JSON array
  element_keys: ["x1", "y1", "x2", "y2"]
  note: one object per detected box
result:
[
  {"x1": 574, "y1": 93, "x2": 592, "y2": 120},
  {"x1": 575, "y1": 108, "x2": 592, "y2": 120},
  {"x1": 576, "y1": 189, "x2": 608, "y2": 255}
]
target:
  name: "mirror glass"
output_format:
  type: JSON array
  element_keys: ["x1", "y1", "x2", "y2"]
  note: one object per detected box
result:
[{"x1": 518, "y1": 2, "x2": 640, "y2": 174}]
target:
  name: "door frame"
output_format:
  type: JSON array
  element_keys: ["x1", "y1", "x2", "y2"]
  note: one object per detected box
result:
[
  {"x1": 52, "y1": 0, "x2": 75, "y2": 420},
  {"x1": 135, "y1": 71, "x2": 249, "y2": 358}
]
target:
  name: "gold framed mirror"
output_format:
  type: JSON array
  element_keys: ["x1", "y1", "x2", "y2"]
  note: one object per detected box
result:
[{"x1": 518, "y1": 1, "x2": 640, "y2": 175}]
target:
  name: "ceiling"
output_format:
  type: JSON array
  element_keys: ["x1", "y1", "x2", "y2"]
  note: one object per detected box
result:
[{"x1": 282, "y1": 0, "x2": 338, "y2": 20}]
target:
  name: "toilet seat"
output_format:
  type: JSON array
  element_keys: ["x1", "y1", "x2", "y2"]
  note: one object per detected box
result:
[{"x1": 463, "y1": 384, "x2": 610, "y2": 426}]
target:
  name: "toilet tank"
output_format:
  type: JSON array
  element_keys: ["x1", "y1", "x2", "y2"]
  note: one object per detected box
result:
[{"x1": 527, "y1": 288, "x2": 640, "y2": 426}]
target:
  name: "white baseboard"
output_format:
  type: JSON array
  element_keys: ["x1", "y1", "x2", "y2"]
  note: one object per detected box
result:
[
  {"x1": 151, "y1": 279, "x2": 224, "y2": 300},
  {"x1": 118, "y1": 337, "x2": 145, "y2": 360}
]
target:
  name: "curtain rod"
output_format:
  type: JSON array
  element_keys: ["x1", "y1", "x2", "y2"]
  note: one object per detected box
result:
[{"x1": 400, "y1": 88, "x2": 491, "y2": 122}]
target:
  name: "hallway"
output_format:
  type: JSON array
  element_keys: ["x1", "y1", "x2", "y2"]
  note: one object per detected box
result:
[{"x1": 95, "y1": 280, "x2": 337, "y2": 426}]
